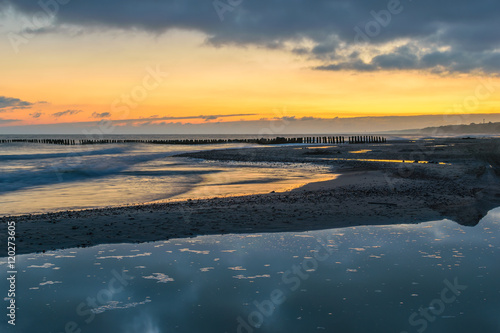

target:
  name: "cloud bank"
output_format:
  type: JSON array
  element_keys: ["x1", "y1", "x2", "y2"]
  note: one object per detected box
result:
[
  {"x1": 0, "y1": 96, "x2": 33, "y2": 111},
  {"x1": 52, "y1": 109, "x2": 82, "y2": 117},
  {"x1": 3, "y1": 113, "x2": 500, "y2": 135},
  {"x1": 92, "y1": 112, "x2": 111, "y2": 119},
  {"x1": 3, "y1": 0, "x2": 500, "y2": 74},
  {"x1": 0, "y1": 118, "x2": 20, "y2": 124},
  {"x1": 29, "y1": 112, "x2": 43, "y2": 118}
]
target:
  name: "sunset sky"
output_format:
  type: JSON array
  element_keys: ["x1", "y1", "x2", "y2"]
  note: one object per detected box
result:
[{"x1": 1, "y1": 0, "x2": 499, "y2": 133}]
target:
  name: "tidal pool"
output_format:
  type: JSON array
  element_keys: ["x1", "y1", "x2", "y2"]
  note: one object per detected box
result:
[{"x1": 1, "y1": 208, "x2": 499, "y2": 333}]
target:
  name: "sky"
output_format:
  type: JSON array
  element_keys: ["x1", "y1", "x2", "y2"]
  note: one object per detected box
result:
[{"x1": 0, "y1": 0, "x2": 499, "y2": 134}]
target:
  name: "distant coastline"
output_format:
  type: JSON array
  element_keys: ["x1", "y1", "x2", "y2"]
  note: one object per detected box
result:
[{"x1": 386, "y1": 120, "x2": 500, "y2": 135}]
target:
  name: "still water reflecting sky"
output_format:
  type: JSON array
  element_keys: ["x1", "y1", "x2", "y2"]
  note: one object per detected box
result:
[{"x1": 2, "y1": 208, "x2": 499, "y2": 333}]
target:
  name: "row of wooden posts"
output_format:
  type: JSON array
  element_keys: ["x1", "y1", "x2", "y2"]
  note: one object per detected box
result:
[
  {"x1": 303, "y1": 136, "x2": 386, "y2": 144},
  {"x1": 0, "y1": 136, "x2": 386, "y2": 145}
]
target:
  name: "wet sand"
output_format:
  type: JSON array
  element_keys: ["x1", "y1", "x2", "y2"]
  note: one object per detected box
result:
[{"x1": 2, "y1": 138, "x2": 500, "y2": 255}]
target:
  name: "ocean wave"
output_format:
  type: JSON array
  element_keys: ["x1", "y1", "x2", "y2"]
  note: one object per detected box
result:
[
  {"x1": 0, "y1": 151, "x2": 183, "y2": 194},
  {"x1": 0, "y1": 147, "x2": 129, "y2": 161}
]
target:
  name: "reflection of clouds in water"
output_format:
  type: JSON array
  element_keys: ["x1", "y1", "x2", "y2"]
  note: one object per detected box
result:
[
  {"x1": 228, "y1": 266, "x2": 246, "y2": 271},
  {"x1": 29, "y1": 280, "x2": 62, "y2": 290},
  {"x1": 124, "y1": 313, "x2": 160, "y2": 333},
  {"x1": 13, "y1": 208, "x2": 500, "y2": 333},
  {"x1": 427, "y1": 224, "x2": 455, "y2": 240},
  {"x1": 481, "y1": 207, "x2": 500, "y2": 223},
  {"x1": 143, "y1": 273, "x2": 174, "y2": 283},
  {"x1": 96, "y1": 253, "x2": 151, "y2": 260},
  {"x1": 489, "y1": 211, "x2": 500, "y2": 219},
  {"x1": 200, "y1": 267, "x2": 214, "y2": 272},
  {"x1": 91, "y1": 298, "x2": 152, "y2": 314},
  {"x1": 39, "y1": 280, "x2": 62, "y2": 286},
  {"x1": 28, "y1": 263, "x2": 55, "y2": 268},
  {"x1": 185, "y1": 239, "x2": 202, "y2": 243},
  {"x1": 233, "y1": 274, "x2": 271, "y2": 279},
  {"x1": 179, "y1": 248, "x2": 210, "y2": 255}
]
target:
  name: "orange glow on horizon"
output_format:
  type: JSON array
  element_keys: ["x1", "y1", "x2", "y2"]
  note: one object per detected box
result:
[{"x1": 1, "y1": 30, "x2": 499, "y2": 127}]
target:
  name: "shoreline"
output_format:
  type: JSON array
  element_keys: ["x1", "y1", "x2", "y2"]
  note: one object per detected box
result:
[
  {"x1": 2, "y1": 138, "x2": 500, "y2": 255},
  {"x1": 0, "y1": 170, "x2": 438, "y2": 255}
]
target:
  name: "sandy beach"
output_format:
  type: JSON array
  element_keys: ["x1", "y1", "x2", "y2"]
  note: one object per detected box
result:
[{"x1": 3, "y1": 138, "x2": 500, "y2": 255}]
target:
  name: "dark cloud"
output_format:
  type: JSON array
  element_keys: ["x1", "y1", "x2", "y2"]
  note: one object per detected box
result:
[
  {"x1": 300, "y1": 116, "x2": 323, "y2": 121},
  {"x1": 0, "y1": 96, "x2": 33, "y2": 111},
  {"x1": 274, "y1": 116, "x2": 336, "y2": 122},
  {"x1": 274, "y1": 116, "x2": 297, "y2": 122},
  {"x1": 54, "y1": 114, "x2": 256, "y2": 126},
  {"x1": 52, "y1": 109, "x2": 82, "y2": 117},
  {"x1": 117, "y1": 113, "x2": 256, "y2": 124},
  {"x1": 316, "y1": 43, "x2": 500, "y2": 74},
  {"x1": 291, "y1": 47, "x2": 309, "y2": 56},
  {"x1": 0, "y1": 118, "x2": 20, "y2": 124},
  {"x1": 201, "y1": 115, "x2": 218, "y2": 121},
  {"x1": 315, "y1": 59, "x2": 376, "y2": 72},
  {"x1": 3, "y1": 0, "x2": 500, "y2": 73},
  {"x1": 92, "y1": 112, "x2": 111, "y2": 118},
  {"x1": 29, "y1": 112, "x2": 43, "y2": 118}
]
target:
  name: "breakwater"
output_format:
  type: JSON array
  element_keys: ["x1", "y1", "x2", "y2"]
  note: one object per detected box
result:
[{"x1": 0, "y1": 136, "x2": 386, "y2": 145}]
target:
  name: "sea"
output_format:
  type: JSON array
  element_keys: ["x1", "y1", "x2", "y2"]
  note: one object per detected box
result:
[{"x1": 0, "y1": 134, "x2": 334, "y2": 216}]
